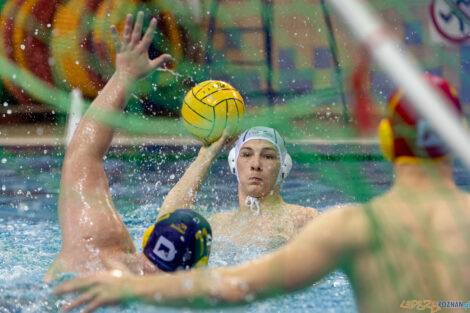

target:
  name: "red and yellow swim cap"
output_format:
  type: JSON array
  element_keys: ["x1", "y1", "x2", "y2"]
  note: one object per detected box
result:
[{"x1": 379, "y1": 74, "x2": 462, "y2": 161}]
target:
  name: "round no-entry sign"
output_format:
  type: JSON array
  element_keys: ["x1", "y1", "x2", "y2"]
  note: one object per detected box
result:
[{"x1": 430, "y1": 0, "x2": 470, "y2": 43}]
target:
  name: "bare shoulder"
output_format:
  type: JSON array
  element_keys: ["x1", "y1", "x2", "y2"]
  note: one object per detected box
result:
[
  {"x1": 287, "y1": 203, "x2": 320, "y2": 214},
  {"x1": 209, "y1": 211, "x2": 235, "y2": 225},
  {"x1": 331, "y1": 203, "x2": 371, "y2": 228},
  {"x1": 301, "y1": 203, "x2": 371, "y2": 250},
  {"x1": 286, "y1": 204, "x2": 321, "y2": 229},
  {"x1": 462, "y1": 190, "x2": 470, "y2": 201},
  {"x1": 454, "y1": 190, "x2": 470, "y2": 219}
]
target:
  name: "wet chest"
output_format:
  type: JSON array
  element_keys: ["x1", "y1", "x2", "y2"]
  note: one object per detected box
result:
[{"x1": 213, "y1": 212, "x2": 296, "y2": 245}]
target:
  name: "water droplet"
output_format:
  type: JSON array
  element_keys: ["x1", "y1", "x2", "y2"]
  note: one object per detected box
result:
[{"x1": 183, "y1": 278, "x2": 193, "y2": 290}]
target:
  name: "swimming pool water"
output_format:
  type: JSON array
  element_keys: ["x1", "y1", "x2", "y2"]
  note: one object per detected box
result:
[{"x1": 1, "y1": 144, "x2": 467, "y2": 312}]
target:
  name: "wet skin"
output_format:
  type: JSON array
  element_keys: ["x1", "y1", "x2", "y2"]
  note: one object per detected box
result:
[
  {"x1": 236, "y1": 139, "x2": 281, "y2": 199},
  {"x1": 44, "y1": 12, "x2": 171, "y2": 281}
]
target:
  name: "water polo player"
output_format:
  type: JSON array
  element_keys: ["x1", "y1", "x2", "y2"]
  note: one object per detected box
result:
[
  {"x1": 44, "y1": 13, "x2": 211, "y2": 280},
  {"x1": 57, "y1": 74, "x2": 470, "y2": 313},
  {"x1": 156, "y1": 126, "x2": 320, "y2": 246}
]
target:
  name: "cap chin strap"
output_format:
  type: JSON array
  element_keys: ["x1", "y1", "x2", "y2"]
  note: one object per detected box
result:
[
  {"x1": 244, "y1": 196, "x2": 260, "y2": 216},
  {"x1": 228, "y1": 147, "x2": 292, "y2": 185}
]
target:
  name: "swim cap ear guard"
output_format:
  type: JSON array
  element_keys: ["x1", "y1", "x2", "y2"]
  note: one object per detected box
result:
[
  {"x1": 378, "y1": 118, "x2": 394, "y2": 161},
  {"x1": 227, "y1": 126, "x2": 292, "y2": 185},
  {"x1": 228, "y1": 148, "x2": 237, "y2": 174},
  {"x1": 281, "y1": 153, "x2": 293, "y2": 180},
  {"x1": 228, "y1": 147, "x2": 292, "y2": 180}
]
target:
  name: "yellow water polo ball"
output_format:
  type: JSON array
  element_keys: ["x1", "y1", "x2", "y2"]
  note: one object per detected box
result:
[{"x1": 181, "y1": 80, "x2": 245, "y2": 144}]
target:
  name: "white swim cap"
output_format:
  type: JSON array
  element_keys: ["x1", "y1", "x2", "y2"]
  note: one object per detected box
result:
[{"x1": 228, "y1": 126, "x2": 292, "y2": 186}]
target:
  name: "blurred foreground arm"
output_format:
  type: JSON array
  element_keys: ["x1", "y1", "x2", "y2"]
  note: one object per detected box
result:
[
  {"x1": 56, "y1": 206, "x2": 366, "y2": 312},
  {"x1": 56, "y1": 12, "x2": 172, "y2": 254}
]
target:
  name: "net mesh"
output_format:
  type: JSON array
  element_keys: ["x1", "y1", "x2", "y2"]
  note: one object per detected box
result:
[
  {"x1": 0, "y1": 0, "x2": 467, "y2": 139},
  {"x1": 0, "y1": 0, "x2": 470, "y2": 310}
]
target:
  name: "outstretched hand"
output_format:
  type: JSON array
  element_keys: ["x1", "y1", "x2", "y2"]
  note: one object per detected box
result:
[
  {"x1": 55, "y1": 266, "x2": 138, "y2": 313},
  {"x1": 110, "y1": 11, "x2": 172, "y2": 81}
]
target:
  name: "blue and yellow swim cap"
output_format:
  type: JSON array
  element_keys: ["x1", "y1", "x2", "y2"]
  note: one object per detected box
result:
[{"x1": 142, "y1": 209, "x2": 212, "y2": 272}]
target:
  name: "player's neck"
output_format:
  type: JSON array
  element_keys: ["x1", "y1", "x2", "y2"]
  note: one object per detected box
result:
[
  {"x1": 238, "y1": 186, "x2": 284, "y2": 214},
  {"x1": 393, "y1": 159, "x2": 455, "y2": 190}
]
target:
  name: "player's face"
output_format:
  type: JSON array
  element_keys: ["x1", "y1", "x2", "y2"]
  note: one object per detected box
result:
[{"x1": 237, "y1": 139, "x2": 281, "y2": 198}]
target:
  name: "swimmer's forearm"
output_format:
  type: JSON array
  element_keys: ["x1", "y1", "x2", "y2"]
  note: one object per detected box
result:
[
  {"x1": 159, "y1": 148, "x2": 218, "y2": 216},
  {"x1": 67, "y1": 13, "x2": 171, "y2": 162},
  {"x1": 88, "y1": 71, "x2": 135, "y2": 111},
  {"x1": 132, "y1": 270, "x2": 211, "y2": 305},
  {"x1": 158, "y1": 131, "x2": 228, "y2": 217},
  {"x1": 130, "y1": 268, "x2": 249, "y2": 307},
  {"x1": 66, "y1": 72, "x2": 136, "y2": 159},
  {"x1": 130, "y1": 257, "x2": 293, "y2": 307}
]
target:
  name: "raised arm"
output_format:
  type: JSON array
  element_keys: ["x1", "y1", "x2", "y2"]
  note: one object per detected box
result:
[
  {"x1": 56, "y1": 12, "x2": 171, "y2": 251},
  {"x1": 157, "y1": 132, "x2": 228, "y2": 219},
  {"x1": 56, "y1": 206, "x2": 368, "y2": 312},
  {"x1": 65, "y1": 12, "x2": 171, "y2": 166}
]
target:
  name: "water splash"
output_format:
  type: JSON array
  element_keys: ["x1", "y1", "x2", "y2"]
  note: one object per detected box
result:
[{"x1": 156, "y1": 67, "x2": 184, "y2": 79}]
